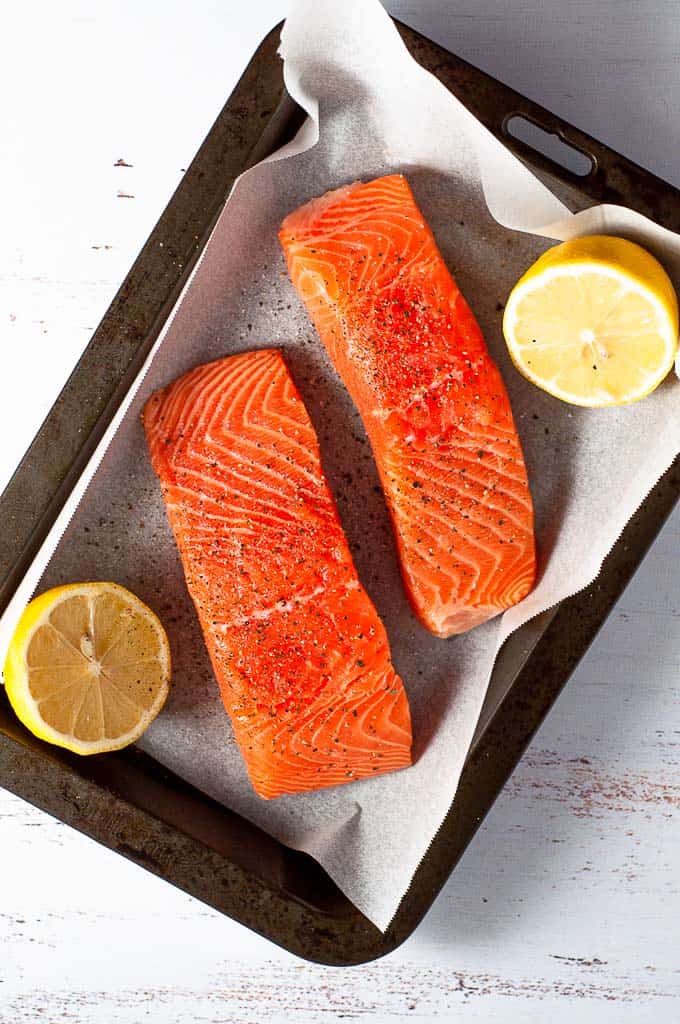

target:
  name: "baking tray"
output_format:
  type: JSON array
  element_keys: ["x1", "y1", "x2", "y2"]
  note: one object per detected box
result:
[{"x1": 0, "y1": 20, "x2": 678, "y2": 966}]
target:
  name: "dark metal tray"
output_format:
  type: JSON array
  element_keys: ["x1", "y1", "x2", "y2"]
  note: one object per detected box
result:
[{"x1": 0, "y1": 21, "x2": 678, "y2": 966}]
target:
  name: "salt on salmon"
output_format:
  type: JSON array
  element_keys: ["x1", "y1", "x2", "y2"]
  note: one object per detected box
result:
[
  {"x1": 143, "y1": 349, "x2": 412, "y2": 799},
  {"x1": 280, "y1": 174, "x2": 536, "y2": 637}
]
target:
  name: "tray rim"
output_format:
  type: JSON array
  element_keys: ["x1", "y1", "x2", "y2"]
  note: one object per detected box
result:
[{"x1": 0, "y1": 18, "x2": 678, "y2": 966}]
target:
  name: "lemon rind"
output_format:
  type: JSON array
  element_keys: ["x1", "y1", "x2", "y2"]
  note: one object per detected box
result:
[
  {"x1": 3, "y1": 582, "x2": 170, "y2": 756},
  {"x1": 503, "y1": 261, "x2": 678, "y2": 407}
]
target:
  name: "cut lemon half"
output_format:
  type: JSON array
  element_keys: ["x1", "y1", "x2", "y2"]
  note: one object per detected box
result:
[
  {"x1": 3, "y1": 582, "x2": 170, "y2": 755},
  {"x1": 503, "y1": 235, "x2": 678, "y2": 407}
]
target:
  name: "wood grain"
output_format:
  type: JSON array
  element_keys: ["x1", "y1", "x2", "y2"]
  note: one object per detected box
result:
[
  {"x1": 1, "y1": 505, "x2": 678, "y2": 1019},
  {"x1": 1, "y1": 0, "x2": 679, "y2": 1020}
]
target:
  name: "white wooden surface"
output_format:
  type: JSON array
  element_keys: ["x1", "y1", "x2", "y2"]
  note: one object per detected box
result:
[{"x1": 2, "y1": 2, "x2": 679, "y2": 1020}]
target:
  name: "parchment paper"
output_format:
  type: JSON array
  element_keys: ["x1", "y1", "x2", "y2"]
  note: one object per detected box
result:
[{"x1": 3, "y1": 0, "x2": 679, "y2": 931}]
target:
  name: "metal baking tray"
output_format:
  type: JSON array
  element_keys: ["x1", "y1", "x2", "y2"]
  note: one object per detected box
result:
[{"x1": 0, "y1": 20, "x2": 677, "y2": 965}]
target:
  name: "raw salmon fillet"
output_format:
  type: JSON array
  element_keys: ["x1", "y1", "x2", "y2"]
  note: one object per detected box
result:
[
  {"x1": 143, "y1": 349, "x2": 412, "y2": 799},
  {"x1": 280, "y1": 174, "x2": 536, "y2": 637}
]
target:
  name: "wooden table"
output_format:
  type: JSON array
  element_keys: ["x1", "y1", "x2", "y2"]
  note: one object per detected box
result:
[{"x1": 1, "y1": 2, "x2": 679, "y2": 1020}]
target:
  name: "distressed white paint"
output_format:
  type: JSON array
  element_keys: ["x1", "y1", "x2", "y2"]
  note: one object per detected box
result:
[{"x1": 1, "y1": 1, "x2": 679, "y2": 1020}]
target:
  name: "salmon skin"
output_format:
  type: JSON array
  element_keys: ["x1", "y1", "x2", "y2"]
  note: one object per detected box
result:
[
  {"x1": 143, "y1": 349, "x2": 412, "y2": 799},
  {"x1": 280, "y1": 174, "x2": 536, "y2": 637}
]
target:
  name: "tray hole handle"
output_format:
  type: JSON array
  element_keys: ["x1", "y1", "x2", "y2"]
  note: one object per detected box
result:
[{"x1": 503, "y1": 113, "x2": 596, "y2": 178}]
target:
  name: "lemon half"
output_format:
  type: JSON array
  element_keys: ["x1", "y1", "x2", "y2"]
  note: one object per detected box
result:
[
  {"x1": 3, "y1": 582, "x2": 170, "y2": 755},
  {"x1": 503, "y1": 235, "x2": 678, "y2": 407}
]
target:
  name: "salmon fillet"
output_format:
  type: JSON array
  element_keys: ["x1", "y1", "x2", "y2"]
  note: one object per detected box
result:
[
  {"x1": 143, "y1": 349, "x2": 412, "y2": 799},
  {"x1": 280, "y1": 174, "x2": 536, "y2": 637}
]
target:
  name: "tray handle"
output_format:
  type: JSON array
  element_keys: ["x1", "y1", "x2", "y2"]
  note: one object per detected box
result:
[{"x1": 501, "y1": 111, "x2": 597, "y2": 184}]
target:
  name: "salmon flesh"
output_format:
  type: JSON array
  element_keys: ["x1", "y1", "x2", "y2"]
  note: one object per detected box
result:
[
  {"x1": 143, "y1": 349, "x2": 412, "y2": 798},
  {"x1": 280, "y1": 174, "x2": 536, "y2": 636}
]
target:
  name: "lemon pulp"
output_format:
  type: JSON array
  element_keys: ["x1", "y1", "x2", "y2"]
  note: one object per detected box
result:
[
  {"x1": 3, "y1": 582, "x2": 170, "y2": 755},
  {"x1": 503, "y1": 235, "x2": 678, "y2": 407}
]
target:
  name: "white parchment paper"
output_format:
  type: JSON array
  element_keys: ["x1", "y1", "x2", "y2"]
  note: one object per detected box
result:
[{"x1": 3, "y1": 0, "x2": 679, "y2": 930}]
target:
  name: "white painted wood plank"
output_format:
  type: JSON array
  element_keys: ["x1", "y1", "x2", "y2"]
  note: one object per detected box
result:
[
  {"x1": 1, "y1": 505, "x2": 678, "y2": 1018},
  {"x1": 394, "y1": 0, "x2": 680, "y2": 190},
  {"x1": 1, "y1": 0, "x2": 679, "y2": 1020},
  {"x1": 0, "y1": 0, "x2": 289, "y2": 494}
]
